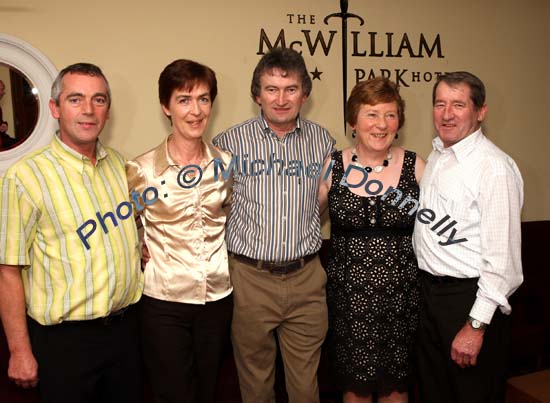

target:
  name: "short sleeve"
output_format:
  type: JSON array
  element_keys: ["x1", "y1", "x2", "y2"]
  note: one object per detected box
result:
[{"x1": 0, "y1": 174, "x2": 40, "y2": 266}]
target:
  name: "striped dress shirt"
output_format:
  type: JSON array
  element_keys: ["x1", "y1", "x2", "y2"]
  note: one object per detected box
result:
[
  {"x1": 413, "y1": 129, "x2": 523, "y2": 324},
  {"x1": 213, "y1": 113, "x2": 335, "y2": 262},
  {"x1": 0, "y1": 135, "x2": 143, "y2": 325}
]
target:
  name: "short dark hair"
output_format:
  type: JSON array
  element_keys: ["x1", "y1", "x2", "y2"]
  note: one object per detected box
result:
[
  {"x1": 51, "y1": 63, "x2": 111, "y2": 107},
  {"x1": 432, "y1": 71, "x2": 486, "y2": 110},
  {"x1": 346, "y1": 77, "x2": 406, "y2": 129},
  {"x1": 158, "y1": 59, "x2": 217, "y2": 108},
  {"x1": 251, "y1": 47, "x2": 312, "y2": 100}
]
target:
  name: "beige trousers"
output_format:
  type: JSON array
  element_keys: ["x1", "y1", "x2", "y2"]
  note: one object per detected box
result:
[{"x1": 230, "y1": 255, "x2": 328, "y2": 403}]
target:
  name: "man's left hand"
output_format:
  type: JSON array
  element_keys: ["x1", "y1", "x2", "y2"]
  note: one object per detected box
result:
[
  {"x1": 450, "y1": 322, "x2": 485, "y2": 368},
  {"x1": 141, "y1": 241, "x2": 150, "y2": 271}
]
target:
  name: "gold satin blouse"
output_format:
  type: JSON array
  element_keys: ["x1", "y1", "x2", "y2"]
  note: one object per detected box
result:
[{"x1": 126, "y1": 136, "x2": 232, "y2": 304}]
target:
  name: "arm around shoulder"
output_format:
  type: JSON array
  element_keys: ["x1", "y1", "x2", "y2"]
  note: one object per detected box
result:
[
  {"x1": 414, "y1": 154, "x2": 426, "y2": 184},
  {"x1": 318, "y1": 154, "x2": 334, "y2": 215}
]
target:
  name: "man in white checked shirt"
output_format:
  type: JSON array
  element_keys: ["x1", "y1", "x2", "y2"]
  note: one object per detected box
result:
[
  {"x1": 213, "y1": 47, "x2": 335, "y2": 403},
  {"x1": 413, "y1": 71, "x2": 523, "y2": 403}
]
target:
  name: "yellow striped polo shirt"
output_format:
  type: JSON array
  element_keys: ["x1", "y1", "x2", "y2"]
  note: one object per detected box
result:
[{"x1": 0, "y1": 135, "x2": 143, "y2": 325}]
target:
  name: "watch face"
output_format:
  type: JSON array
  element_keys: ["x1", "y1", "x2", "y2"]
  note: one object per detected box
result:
[{"x1": 472, "y1": 319, "x2": 481, "y2": 329}]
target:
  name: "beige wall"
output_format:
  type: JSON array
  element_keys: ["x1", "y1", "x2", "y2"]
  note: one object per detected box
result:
[{"x1": 1, "y1": 0, "x2": 549, "y2": 221}]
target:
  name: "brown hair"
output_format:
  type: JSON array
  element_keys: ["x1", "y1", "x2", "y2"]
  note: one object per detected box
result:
[
  {"x1": 346, "y1": 77, "x2": 405, "y2": 129},
  {"x1": 158, "y1": 59, "x2": 217, "y2": 108},
  {"x1": 432, "y1": 71, "x2": 486, "y2": 110},
  {"x1": 251, "y1": 47, "x2": 312, "y2": 100}
]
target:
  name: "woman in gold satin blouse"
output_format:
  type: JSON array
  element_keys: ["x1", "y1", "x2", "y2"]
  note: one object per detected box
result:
[{"x1": 126, "y1": 59, "x2": 233, "y2": 403}]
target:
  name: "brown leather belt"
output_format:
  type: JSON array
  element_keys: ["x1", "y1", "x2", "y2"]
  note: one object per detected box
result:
[{"x1": 230, "y1": 253, "x2": 317, "y2": 275}]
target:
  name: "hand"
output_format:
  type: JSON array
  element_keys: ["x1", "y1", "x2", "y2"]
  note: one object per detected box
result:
[
  {"x1": 141, "y1": 242, "x2": 150, "y2": 270},
  {"x1": 450, "y1": 322, "x2": 485, "y2": 368},
  {"x1": 8, "y1": 350, "x2": 39, "y2": 388}
]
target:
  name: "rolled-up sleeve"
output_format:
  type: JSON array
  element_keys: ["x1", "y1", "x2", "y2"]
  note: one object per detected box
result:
[{"x1": 470, "y1": 161, "x2": 524, "y2": 324}]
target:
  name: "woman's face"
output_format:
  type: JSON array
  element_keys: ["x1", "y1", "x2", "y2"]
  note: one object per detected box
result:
[
  {"x1": 353, "y1": 101, "x2": 399, "y2": 152},
  {"x1": 162, "y1": 83, "x2": 212, "y2": 141}
]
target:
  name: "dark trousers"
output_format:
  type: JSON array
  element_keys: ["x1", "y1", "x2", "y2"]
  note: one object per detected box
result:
[
  {"x1": 417, "y1": 273, "x2": 510, "y2": 403},
  {"x1": 28, "y1": 304, "x2": 142, "y2": 403},
  {"x1": 140, "y1": 293, "x2": 233, "y2": 403}
]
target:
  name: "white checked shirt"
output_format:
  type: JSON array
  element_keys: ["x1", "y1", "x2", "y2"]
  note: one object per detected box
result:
[{"x1": 413, "y1": 129, "x2": 524, "y2": 324}]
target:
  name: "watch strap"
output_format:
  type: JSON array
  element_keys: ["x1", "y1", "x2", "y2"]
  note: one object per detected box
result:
[{"x1": 467, "y1": 316, "x2": 487, "y2": 330}]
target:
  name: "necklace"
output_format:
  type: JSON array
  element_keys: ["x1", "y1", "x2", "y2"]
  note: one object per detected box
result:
[{"x1": 351, "y1": 148, "x2": 392, "y2": 173}]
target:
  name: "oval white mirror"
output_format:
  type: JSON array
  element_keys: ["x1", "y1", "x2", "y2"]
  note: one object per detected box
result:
[{"x1": 0, "y1": 34, "x2": 57, "y2": 173}]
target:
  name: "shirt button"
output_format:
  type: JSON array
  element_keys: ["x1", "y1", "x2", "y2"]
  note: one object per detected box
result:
[
  {"x1": 369, "y1": 199, "x2": 376, "y2": 206},
  {"x1": 370, "y1": 218, "x2": 376, "y2": 225}
]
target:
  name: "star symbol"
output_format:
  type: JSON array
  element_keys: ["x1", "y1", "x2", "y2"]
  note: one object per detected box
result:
[{"x1": 310, "y1": 67, "x2": 323, "y2": 81}]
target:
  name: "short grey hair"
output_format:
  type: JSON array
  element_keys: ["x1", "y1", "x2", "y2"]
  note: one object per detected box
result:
[{"x1": 51, "y1": 63, "x2": 111, "y2": 107}]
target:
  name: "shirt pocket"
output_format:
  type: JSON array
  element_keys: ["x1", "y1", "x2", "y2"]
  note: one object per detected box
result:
[{"x1": 434, "y1": 180, "x2": 474, "y2": 223}]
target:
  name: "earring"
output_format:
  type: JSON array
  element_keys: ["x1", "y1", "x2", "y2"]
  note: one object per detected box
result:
[
  {"x1": 352, "y1": 130, "x2": 356, "y2": 138},
  {"x1": 395, "y1": 133, "x2": 399, "y2": 139}
]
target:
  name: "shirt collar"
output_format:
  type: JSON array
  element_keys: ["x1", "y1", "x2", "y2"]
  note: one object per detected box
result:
[
  {"x1": 51, "y1": 134, "x2": 107, "y2": 172},
  {"x1": 153, "y1": 135, "x2": 224, "y2": 177},
  {"x1": 257, "y1": 112, "x2": 303, "y2": 138},
  {"x1": 153, "y1": 136, "x2": 174, "y2": 176},
  {"x1": 432, "y1": 128, "x2": 483, "y2": 163}
]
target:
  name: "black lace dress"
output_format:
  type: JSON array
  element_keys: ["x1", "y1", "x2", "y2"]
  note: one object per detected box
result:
[{"x1": 326, "y1": 150, "x2": 420, "y2": 397}]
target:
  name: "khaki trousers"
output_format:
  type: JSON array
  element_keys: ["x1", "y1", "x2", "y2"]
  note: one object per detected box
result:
[{"x1": 230, "y1": 255, "x2": 328, "y2": 403}]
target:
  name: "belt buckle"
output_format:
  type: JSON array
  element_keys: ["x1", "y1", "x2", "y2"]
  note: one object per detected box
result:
[
  {"x1": 268, "y1": 258, "x2": 303, "y2": 275},
  {"x1": 253, "y1": 255, "x2": 311, "y2": 275},
  {"x1": 264, "y1": 261, "x2": 283, "y2": 275},
  {"x1": 269, "y1": 264, "x2": 289, "y2": 275}
]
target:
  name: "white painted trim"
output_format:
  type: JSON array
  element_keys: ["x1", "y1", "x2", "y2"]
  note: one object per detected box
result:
[{"x1": 0, "y1": 33, "x2": 57, "y2": 173}]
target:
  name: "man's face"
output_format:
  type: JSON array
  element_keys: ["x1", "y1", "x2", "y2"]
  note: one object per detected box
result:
[
  {"x1": 0, "y1": 81, "x2": 5, "y2": 100},
  {"x1": 49, "y1": 73, "x2": 110, "y2": 154},
  {"x1": 255, "y1": 68, "x2": 307, "y2": 136},
  {"x1": 433, "y1": 81, "x2": 487, "y2": 148}
]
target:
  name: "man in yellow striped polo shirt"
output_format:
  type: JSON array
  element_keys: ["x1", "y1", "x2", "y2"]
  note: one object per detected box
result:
[{"x1": 0, "y1": 63, "x2": 143, "y2": 403}]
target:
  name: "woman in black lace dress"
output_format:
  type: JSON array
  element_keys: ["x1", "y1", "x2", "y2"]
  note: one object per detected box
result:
[{"x1": 319, "y1": 77, "x2": 425, "y2": 402}]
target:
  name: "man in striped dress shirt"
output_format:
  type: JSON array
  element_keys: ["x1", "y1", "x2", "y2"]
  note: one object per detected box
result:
[
  {"x1": 413, "y1": 71, "x2": 523, "y2": 403},
  {"x1": 213, "y1": 47, "x2": 335, "y2": 403},
  {"x1": 0, "y1": 63, "x2": 143, "y2": 403}
]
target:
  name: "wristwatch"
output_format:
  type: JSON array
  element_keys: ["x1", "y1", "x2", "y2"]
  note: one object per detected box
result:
[{"x1": 467, "y1": 316, "x2": 487, "y2": 330}]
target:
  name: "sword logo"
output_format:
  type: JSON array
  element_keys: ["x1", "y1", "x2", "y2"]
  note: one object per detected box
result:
[{"x1": 324, "y1": 0, "x2": 364, "y2": 135}]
